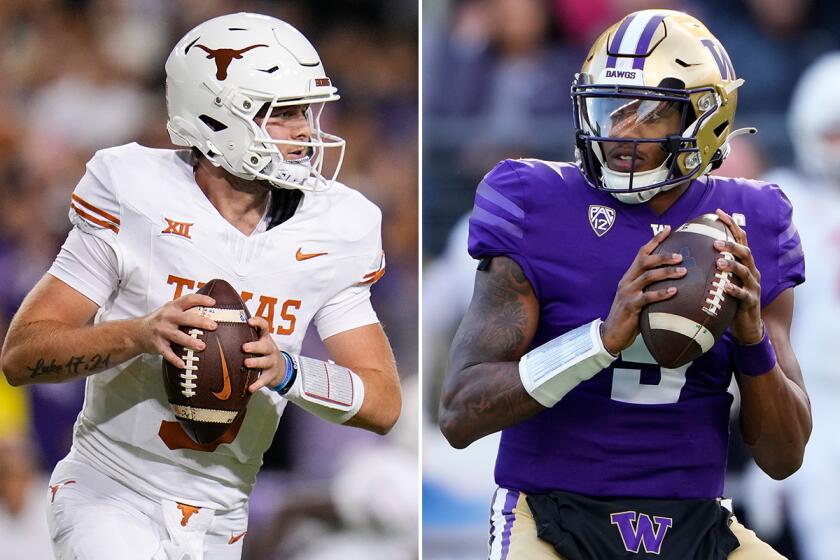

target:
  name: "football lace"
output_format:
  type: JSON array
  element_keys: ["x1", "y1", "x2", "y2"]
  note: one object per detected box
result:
[
  {"x1": 703, "y1": 252, "x2": 734, "y2": 317},
  {"x1": 180, "y1": 328, "x2": 204, "y2": 397}
]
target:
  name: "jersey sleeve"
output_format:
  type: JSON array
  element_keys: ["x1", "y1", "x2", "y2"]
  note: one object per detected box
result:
[
  {"x1": 313, "y1": 284, "x2": 379, "y2": 340},
  {"x1": 48, "y1": 151, "x2": 123, "y2": 307},
  {"x1": 314, "y1": 204, "x2": 384, "y2": 340},
  {"x1": 762, "y1": 184, "x2": 805, "y2": 306},
  {"x1": 48, "y1": 228, "x2": 120, "y2": 307},
  {"x1": 68, "y1": 153, "x2": 122, "y2": 240},
  {"x1": 467, "y1": 160, "x2": 540, "y2": 297}
]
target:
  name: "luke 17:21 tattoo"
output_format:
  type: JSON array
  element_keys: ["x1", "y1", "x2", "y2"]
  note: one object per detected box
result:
[{"x1": 27, "y1": 353, "x2": 112, "y2": 379}]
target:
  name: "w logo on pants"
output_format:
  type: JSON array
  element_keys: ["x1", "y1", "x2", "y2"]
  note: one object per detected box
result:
[{"x1": 610, "y1": 511, "x2": 673, "y2": 554}]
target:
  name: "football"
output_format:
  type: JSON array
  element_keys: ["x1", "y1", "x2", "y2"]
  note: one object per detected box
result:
[
  {"x1": 162, "y1": 279, "x2": 260, "y2": 444},
  {"x1": 640, "y1": 214, "x2": 742, "y2": 368}
]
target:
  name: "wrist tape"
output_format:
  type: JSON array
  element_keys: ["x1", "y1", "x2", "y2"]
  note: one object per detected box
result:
[
  {"x1": 273, "y1": 353, "x2": 364, "y2": 424},
  {"x1": 519, "y1": 319, "x2": 617, "y2": 408}
]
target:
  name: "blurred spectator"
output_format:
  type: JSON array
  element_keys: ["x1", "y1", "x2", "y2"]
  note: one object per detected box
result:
[
  {"x1": 423, "y1": 0, "x2": 580, "y2": 254},
  {"x1": 427, "y1": 0, "x2": 579, "y2": 145}
]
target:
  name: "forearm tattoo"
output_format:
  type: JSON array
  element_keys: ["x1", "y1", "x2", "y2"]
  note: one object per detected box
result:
[{"x1": 27, "y1": 353, "x2": 112, "y2": 380}]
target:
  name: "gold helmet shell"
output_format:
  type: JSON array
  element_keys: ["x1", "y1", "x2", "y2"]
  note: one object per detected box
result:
[{"x1": 572, "y1": 10, "x2": 753, "y2": 202}]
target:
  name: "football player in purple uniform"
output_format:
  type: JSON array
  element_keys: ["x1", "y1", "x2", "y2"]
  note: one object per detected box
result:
[{"x1": 439, "y1": 10, "x2": 810, "y2": 560}]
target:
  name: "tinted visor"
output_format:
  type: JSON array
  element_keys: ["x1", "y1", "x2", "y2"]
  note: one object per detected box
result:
[{"x1": 580, "y1": 96, "x2": 687, "y2": 139}]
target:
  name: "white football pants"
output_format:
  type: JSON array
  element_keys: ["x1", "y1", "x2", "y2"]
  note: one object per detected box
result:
[{"x1": 46, "y1": 457, "x2": 248, "y2": 560}]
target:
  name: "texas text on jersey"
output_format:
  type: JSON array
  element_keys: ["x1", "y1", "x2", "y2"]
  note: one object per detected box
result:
[{"x1": 54, "y1": 141, "x2": 384, "y2": 511}]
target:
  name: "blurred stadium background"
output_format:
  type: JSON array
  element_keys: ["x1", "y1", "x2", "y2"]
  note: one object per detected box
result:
[
  {"x1": 0, "y1": 1, "x2": 417, "y2": 558},
  {"x1": 423, "y1": 0, "x2": 840, "y2": 559}
]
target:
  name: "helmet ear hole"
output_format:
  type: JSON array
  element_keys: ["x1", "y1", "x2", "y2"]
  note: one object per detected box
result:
[
  {"x1": 714, "y1": 121, "x2": 729, "y2": 138},
  {"x1": 657, "y1": 77, "x2": 685, "y2": 89},
  {"x1": 255, "y1": 102, "x2": 271, "y2": 118},
  {"x1": 199, "y1": 115, "x2": 228, "y2": 132}
]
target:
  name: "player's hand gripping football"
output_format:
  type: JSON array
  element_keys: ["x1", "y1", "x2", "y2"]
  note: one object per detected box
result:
[
  {"x1": 133, "y1": 293, "x2": 218, "y2": 369},
  {"x1": 243, "y1": 317, "x2": 288, "y2": 393},
  {"x1": 713, "y1": 209, "x2": 764, "y2": 345},
  {"x1": 600, "y1": 226, "x2": 687, "y2": 355}
]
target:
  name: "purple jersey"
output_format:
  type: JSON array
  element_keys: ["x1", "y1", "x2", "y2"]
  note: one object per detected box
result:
[{"x1": 468, "y1": 159, "x2": 805, "y2": 499}]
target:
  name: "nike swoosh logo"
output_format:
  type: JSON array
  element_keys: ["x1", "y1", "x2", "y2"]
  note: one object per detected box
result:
[
  {"x1": 296, "y1": 247, "x2": 328, "y2": 261},
  {"x1": 229, "y1": 531, "x2": 248, "y2": 544},
  {"x1": 212, "y1": 339, "x2": 232, "y2": 401}
]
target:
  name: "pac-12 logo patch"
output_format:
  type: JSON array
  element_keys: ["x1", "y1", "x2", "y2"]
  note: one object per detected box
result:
[{"x1": 589, "y1": 205, "x2": 616, "y2": 237}]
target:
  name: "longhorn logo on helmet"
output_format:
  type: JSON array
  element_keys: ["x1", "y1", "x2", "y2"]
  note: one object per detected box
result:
[{"x1": 195, "y1": 44, "x2": 268, "y2": 80}]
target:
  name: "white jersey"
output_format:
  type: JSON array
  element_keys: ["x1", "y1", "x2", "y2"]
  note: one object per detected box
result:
[
  {"x1": 753, "y1": 168, "x2": 840, "y2": 560},
  {"x1": 764, "y1": 169, "x2": 840, "y2": 390},
  {"x1": 48, "y1": 143, "x2": 385, "y2": 511}
]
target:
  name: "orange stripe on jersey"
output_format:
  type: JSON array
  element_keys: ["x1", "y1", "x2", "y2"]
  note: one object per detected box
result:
[
  {"x1": 360, "y1": 251, "x2": 386, "y2": 284},
  {"x1": 71, "y1": 203, "x2": 120, "y2": 234},
  {"x1": 71, "y1": 194, "x2": 121, "y2": 225},
  {"x1": 360, "y1": 265, "x2": 386, "y2": 285}
]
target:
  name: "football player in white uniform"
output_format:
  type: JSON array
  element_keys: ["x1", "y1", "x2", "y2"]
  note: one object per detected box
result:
[
  {"x1": 742, "y1": 51, "x2": 840, "y2": 560},
  {"x1": 0, "y1": 13, "x2": 402, "y2": 560}
]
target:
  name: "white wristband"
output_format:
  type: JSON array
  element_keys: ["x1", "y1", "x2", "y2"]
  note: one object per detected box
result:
[
  {"x1": 281, "y1": 354, "x2": 365, "y2": 424},
  {"x1": 519, "y1": 319, "x2": 617, "y2": 408}
]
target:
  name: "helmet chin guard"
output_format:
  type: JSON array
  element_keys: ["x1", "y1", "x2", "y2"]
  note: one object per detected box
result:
[
  {"x1": 165, "y1": 13, "x2": 345, "y2": 191},
  {"x1": 601, "y1": 163, "x2": 674, "y2": 204}
]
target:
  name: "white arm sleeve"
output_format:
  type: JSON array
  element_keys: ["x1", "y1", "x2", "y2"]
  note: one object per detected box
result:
[
  {"x1": 48, "y1": 228, "x2": 120, "y2": 307},
  {"x1": 314, "y1": 284, "x2": 379, "y2": 340}
]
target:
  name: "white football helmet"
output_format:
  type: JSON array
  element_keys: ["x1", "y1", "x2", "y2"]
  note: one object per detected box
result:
[
  {"x1": 789, "y1": 52, "x2": 840, "y2": 182},
  {"x1": 165, "y1": 13, "x2": 345, "y2": 191}
]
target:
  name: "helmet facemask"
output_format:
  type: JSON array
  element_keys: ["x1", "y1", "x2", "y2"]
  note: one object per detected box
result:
[
  {"x1": 242, "y1": 99, "x2": 345, "y2": 191},
  {"x1": 573, "y1": 79, "x2": 720, "y2": 203}
]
